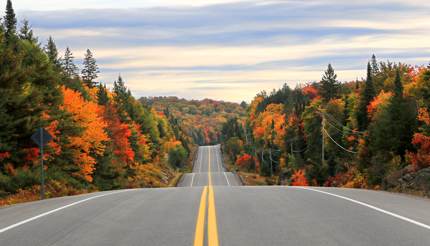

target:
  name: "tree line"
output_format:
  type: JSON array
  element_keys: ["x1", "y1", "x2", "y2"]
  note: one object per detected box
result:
[
  {"x1": 0, "y1": 0, "x2": 189, "y2": 204},
  {"x1": 141, "y1": 96, "x2": 246, "y2": 146},
  {"x1": 222, "y1": 55, "x2": 430, "y2": 193}
]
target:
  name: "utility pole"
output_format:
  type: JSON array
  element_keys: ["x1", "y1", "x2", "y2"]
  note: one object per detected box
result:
[
  {"x1": 261, "y1": 148, "x2": 265, "y2": 175},
  {"x1": 321, "y1": 115, "x2": 325, "y2": 166},
  {"x1": 269, "y1": 147, "x2": 273, "y2": 177},
  {"x1": 290, "y1": 142, "x2": 293, "y2": 155},
  {"x1": 244, "y1": 124, "x2": 249, "y2": 145}
]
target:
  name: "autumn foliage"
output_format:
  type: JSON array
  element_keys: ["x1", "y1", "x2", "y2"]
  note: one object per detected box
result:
[
  {"x1": 0, "y1": 9, "x2": 190, "y2": 204},
  {"x1": 408, "y1": 108, "x2": 430, "y2": 170},
  {"x1": 367, "y1": 91, "x2": 392, "y2": 119},
  {"x1": 62, "y1": 87, "x2": 109, "y2": 182},
  {"x1": 235, "y1": 154, "x2": 253, "y2": 170},
  {"x1": 291, "y1": 170, "x2": 308, "y2": 186},
  {"x1": 221, "y1": 60, "x2": 430, "y2": 195}
]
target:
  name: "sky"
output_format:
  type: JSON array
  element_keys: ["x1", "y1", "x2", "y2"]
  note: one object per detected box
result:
[{"x1": 6, "y1": 0, "x2": 430, "y2": 102}]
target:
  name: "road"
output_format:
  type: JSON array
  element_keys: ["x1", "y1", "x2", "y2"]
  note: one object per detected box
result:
[
  {"x1": 177, "y1": 145, "x2": 241, "y2": 187},
  {"x1": 0, "y1": 145, "x2": 430, "y2": 245}
]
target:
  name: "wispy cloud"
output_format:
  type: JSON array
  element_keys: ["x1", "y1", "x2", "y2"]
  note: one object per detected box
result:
[{"x1": 8, "y1": 0, "x2": 430, "y2": 102}]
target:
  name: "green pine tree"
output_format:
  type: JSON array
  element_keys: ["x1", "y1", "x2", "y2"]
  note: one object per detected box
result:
[
  {"x1": 368, "y1": 69, "x2": 417, "y2": 184},
  {"x1": 371, "y1": 54, "x2": 379, "y2": 76},
  {"x1": 81, "y1": 49, "x2": 99, "y2": 88},
  {"x1": 97, "y1": 83, "x2": 109, "y2": 105},
  {"x1": 320, "y1": 64, "x2": 340, "y2": 101},
  {"x1": 19, "y1": 19, "x2": 36, "y2": 43},
  {"x1": 44, "y1": 36, "x2": 60, "y2": 66},
  {"x1": 61, "y1": 47, "x2": 78, "y2": 77},
  {"x1": 393, "y1": 69, "x2": 403, "y2": 99},
  {"x1": 3, "y1": 0, "x2": 17, "y2": 40},
  {"x1": 356, "y1": 63, "x2": 375, "y2": 131},
  {"x1": 113, "y1": 77, "x2": 133, "y2": 120}
]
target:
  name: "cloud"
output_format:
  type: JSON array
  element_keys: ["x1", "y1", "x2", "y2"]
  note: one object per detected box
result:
[{"x1": 8, "y1": 0, "x2": 430, "y2": 102}]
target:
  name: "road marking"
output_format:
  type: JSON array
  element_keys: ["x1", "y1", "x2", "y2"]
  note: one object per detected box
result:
[
  {"x1": 293, "y1": 187, "x2": 430, "y2": 231},
  {"x1": 193, "y1": 146, "x2": 220, "y2": 246},
  {"x1": 190, "y1": 173, "x2": 196, "y2": 187},
  {"x1": 208, "y1": 186, "x2": 220, "y2": 246},
  {"x1": 198, "y1": 148, "x2": 203, "y2": 173},
  {"x1": 216, "y1": 148, "x2": 221, "y2": 172},
  {"x1": 218, "y1": 148, "x2": 224, "y2": 172},
  {"x1": 0, "y1": 190, "x2": 131, "y2": 234},
  {"x1": 206, "y1": 146, "x2": 220, "y2": 246},
  {"x1": 223, "y1": 172, "x2": 231, "y2": 186},
  {"x1": 208, "y1": 147, "x2": 212, "y2": 186},
  {"x1": 193, "y1": 186, "x2": 208, "y2": 246}
]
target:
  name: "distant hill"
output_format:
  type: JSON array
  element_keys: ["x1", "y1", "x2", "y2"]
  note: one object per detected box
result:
[{"x1": 140, "y1": 97, "x2": 247, "y2": 146}]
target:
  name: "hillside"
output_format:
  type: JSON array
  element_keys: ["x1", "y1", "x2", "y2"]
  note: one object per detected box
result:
[
  {"x1": 0, "y1": 4, "x2": 189, "y2": 205},
  {"x1": 140, "y1": 97, "x2": 247, "y2": 146},
  {"x1": 222, "y1": 59, "x2": 430, "y2": 196}
]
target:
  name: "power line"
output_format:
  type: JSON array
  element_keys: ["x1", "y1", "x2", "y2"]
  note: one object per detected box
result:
[
  {"x1": 323, "y1": 117, "x2": 346, "y2": 133},
  {"x1": 323, "y1": 118, "x2": 360, "y2": 140},
  {"x1": 322, "y1": 127, "x2": 358, "y2": 154},
  {"x1": 316, "y1": 110, "x2": 364, "y2": 135},
  {"x1": 292, "y1": 146, "x2": 307, "y2": 153},
  {"x1": 320, "y1": 111, "x2": 366, "y2": 135}
]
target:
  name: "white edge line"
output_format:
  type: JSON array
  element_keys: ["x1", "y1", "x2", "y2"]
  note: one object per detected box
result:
[
  {"x1": 223, "y1": 172, "x2": 231, "y2": 186},
  {"x1": 292, "y1": 186, "x2": 430, "y2": 230},
  {"x1": 190, "y1": 173, "x2": 195, "y2": 187},
  {"x1": 198, "y1": 148, "x2": 203, "y2": 173},
  {"x1": 0, "y1": 190, "x2": 131, "y2": 234},
  {"x1": 217, "y1": 148, "x2": 221, "y2": 172}
]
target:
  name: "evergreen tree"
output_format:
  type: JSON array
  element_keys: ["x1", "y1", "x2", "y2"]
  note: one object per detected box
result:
[
  {"x1": 113, "y1": 76, "x2": 127, "y2": 95},
  {"x1": 168, "y1": 145, "x2": 188, "y2": 168},
  {"x1": 320, "y1": 64, "x2": 340, "y2": 101},
  {"x1": 393, "y1": 68, "x2": 403, "y2": 98},
  {"x1": 97, "y1": 83, "x2": 109, "y2": 105},
  {"x1": 113, "y1": 76, "x2": 132, "y2": 122},
  {"x1": 19, "y1": 19, "x2": 36, "y2": 43},
  {"x1": 355, "y1": 78, "x2": 360, "y2": 90},
  {"x1": 221, "y1": 117, "x2": 241, "y2": 141},
  {"x1": 371, "y1": 54, "x2": 379, "y2": 76},
  {"x1": 390, "y1": 69, "x2": 416, "y2": 157},
  {"x1": 94, "y1": 144, "x2": 121, "y2": 191},
  {"x1": 3, "y1": 0, "x2": 16, "y2": 40},
  {"x1": 303, "y1": 100, "x2": 327, "y2": 184},
  {"x1": 0, "y1": 18, "x2": 3, "y2": 40},
  {"x1": 44, "y1": 36, "x2": 60, "y2": 66},
  {"x1": 369, "y1": 69, "x2": 417, "y2": 183},
  {"x1": 61, "y1": 47, "x2": 78, "y2": 77},
  {"x1": 356, "y1": 63, "x2": 375, "y2": 131},
  {"x1": 81, "y1": 49, "x2": 99, "y2": 88}
]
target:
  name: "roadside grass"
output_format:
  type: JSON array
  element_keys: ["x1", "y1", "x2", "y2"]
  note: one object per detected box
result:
[
  {"x1": 221, "y1": 151, "x2": 271, "y2": 186},
  {"x1": 168, "y1": 172, "x2": 184, "y2": 187}
]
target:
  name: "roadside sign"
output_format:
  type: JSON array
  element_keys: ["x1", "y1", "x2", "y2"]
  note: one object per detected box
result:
[
  {"x1": 31, "y1": 128, "x2": 52, "y2": 147},
  {"x1": 31, "y1": 128, "x2": 53, "y2": 200}
]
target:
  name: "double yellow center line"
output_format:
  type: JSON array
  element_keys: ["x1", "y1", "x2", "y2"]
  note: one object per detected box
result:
[{"x1": 194, "y1": 148, "x2": 220, "y2": 246}]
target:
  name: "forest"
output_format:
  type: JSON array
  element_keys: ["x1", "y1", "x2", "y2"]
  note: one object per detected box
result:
[
  {"x1": 222, "y1": 57, "x2": 430, "y2": 195},
  {"x1": 142, "y1": 97, "x2": 246, "y2": 146},
  {"x1": 1, "y1": 0, "x2": 430, "y2": 206},
  {"x1": 0, "y1": 1, "x2": 190, "y2": 205}
]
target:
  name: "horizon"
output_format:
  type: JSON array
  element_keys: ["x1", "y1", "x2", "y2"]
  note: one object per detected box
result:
[
  {"x1": 2, "y1": 1, "x2": 430, "y2": 244},
  {"x1": 6, "y1": 0, "x2": 430, "y2": 102}
]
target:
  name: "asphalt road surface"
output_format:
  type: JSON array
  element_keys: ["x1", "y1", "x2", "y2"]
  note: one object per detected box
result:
[
  {"x1": 177, "y1": 145, "x2": 241, "y2": 187},
  {"x1": 1, "y1": 145, "x2": 430, "y2": 246}
]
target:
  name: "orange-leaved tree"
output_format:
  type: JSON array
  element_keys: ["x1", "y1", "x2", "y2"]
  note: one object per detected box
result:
[
  {"x1": 235, "y1": 153, "x2": 253, "y2": 170},
  {"x1": 62, "y1": 87, "x2": 108, "y2": 182},
  {"x1": 408, "y1": 108, "x2": 430, "y2": 170},
  {"x1": 291, "y1": 169, "x2": 308, "y2": 186}
]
